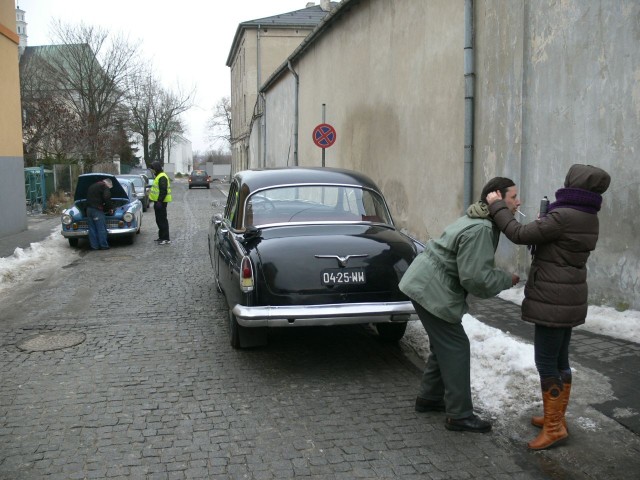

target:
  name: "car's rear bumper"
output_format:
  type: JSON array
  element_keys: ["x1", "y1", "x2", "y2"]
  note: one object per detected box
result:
[{"x1": 232, "y1": 301, "x2": 417, "y2": 327}]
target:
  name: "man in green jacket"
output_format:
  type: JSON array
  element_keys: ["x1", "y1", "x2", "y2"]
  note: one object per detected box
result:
[{"x1": 399, "y1": 177, "x2": 520, "y2": 433}]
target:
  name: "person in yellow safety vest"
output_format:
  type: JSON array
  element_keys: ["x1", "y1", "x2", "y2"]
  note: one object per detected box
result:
[{"x1": 149, "y1": 161, "x2": 173, "y2": 245}]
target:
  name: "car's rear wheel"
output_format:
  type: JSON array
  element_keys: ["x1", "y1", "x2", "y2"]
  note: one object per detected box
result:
[
  {"x1": 68, "y1": 238, "x2": 79, "y2": 247},
  {"x1": 228, "y1": 310, "x2": 242, "y2": 349},
  {"x1": 375, "y1": 322, "x2": 407, "y2": 342},
  {"x1": 228, "y1": 308, "x2": 268, "y2": 349}
]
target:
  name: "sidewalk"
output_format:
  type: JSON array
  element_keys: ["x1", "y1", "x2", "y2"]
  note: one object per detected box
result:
[
  {"x1": 467, "y1": 295, "x2": 640, "y2": 435},
  {"x1": 0, "y1": 214, "x2": 59, "y2": 259}
]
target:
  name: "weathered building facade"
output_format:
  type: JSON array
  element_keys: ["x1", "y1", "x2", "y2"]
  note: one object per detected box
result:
[
  {"x1": 0, "y1": 0, "x2": 27, "y2": 237},
  {"x1": 226, "y1": 2, "x2": 335, "y2": 174},
  {"x1": 239, "y1": 0, "x2": 640, "y2": 309}
]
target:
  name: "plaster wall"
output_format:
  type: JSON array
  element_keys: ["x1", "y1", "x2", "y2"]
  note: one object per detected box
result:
[
  {"x1": 230, "y1": 27, "x2": 315, "y2": 171},
  {"x1": 476, "y1": 0, "x2": 640, "y2": 308},
  {"x1": 0, "y1": 0, "x2": 27, "y2": 237},
  {"x1": 295, "y1": 0, "x2": 463, "y2": 240},
  {"x1": 260, "y1": 0, "x2": 639, "y2": 309},
  {"x1": 265, "y1": 74, "x2": 297, "y2": 168}
]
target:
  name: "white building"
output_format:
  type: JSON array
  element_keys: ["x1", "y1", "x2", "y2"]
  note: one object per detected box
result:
[{"x1": 162, "y1": 134, "x2": 193, "y2": 178}]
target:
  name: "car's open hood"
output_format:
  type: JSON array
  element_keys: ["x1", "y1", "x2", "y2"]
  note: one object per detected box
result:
[{"x1": 74, "y1": 173, "x2": 128, "y2": 201}]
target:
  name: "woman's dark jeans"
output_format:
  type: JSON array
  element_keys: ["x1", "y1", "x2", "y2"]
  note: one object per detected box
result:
[{"x1": 534, "y1": 324, "x2": 572, "y2": 381}]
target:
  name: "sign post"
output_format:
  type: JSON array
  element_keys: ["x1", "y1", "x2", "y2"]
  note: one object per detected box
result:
[{"x1": 312, "y1": 123, "x2": 337, "y2": 166}]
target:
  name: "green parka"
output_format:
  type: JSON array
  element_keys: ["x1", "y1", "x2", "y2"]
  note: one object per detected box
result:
[{"x1": 399, "y1": 202, "x2": 512, "y2": 323}]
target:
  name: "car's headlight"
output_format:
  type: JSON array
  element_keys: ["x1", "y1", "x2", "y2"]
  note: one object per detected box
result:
[
  {"x1": 123, "y1": 212, "x2": 134, "y2": 222},
  {"x1": 62, "y1": 214, "x2": 72, "y2": 225}
]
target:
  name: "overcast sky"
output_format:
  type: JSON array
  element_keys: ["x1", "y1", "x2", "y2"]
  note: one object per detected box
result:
[{"x1": 15, "y1": 0, "x2": 315, "y2": 153}]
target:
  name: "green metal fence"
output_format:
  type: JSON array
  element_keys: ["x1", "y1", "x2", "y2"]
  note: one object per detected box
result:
[{"x1": 24, "y1": 166, "x2": 53, "y2": 213}]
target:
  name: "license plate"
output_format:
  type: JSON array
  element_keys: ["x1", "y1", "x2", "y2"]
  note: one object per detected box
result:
[{"x1": 321, "y1": 268, "x2": 366, "y2": 285}]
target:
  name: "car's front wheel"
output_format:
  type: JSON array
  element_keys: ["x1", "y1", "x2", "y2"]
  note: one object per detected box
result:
[
  {"x1": 68, "y1": 238, "x2": 79, "y2": 248},
  {"x1": 375, "y1": 322, "x2": 407, "y2": 342}
]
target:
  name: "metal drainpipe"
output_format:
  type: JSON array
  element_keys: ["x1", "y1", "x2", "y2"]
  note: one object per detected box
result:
[
  {"x1": 257, "y1": 25, "x2": 262, "y2": 167},
  {"x1": 262, "y1": 93, "x2": 267, "y2": 167},
  {"x1": 287, "y1": 60, "x2": 299, "y2": 166},
  {"x1": 463, "y1": 0, "x2": 475, "y2": 209}
]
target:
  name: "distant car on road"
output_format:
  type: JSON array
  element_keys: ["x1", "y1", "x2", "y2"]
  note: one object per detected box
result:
[
  {"x1": 61, "y1": 173, "x2": 143, "y2": 247},
  {"x1": 208, "y1": 167, "x2": 424, "y2": 349},
  {"x1": 189, "y1": 170, "x2": 211, "y2": 189},
  {"x1": 117, "y1": 174, "x2": 150, "y2": 211}
]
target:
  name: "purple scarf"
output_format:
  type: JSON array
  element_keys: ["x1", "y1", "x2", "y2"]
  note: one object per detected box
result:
[{"x1": 548, "y1": 188, "x2": 602, "y2": 214}]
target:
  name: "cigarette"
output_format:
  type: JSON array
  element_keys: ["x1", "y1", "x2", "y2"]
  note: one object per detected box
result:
[{"x1": 516, "y1": 210, "x2": 526, "y2": 217}]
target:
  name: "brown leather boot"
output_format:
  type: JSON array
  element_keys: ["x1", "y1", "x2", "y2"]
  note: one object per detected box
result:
[
  {"x1": 531, "y1": 381, "x2": 571, "y2": 429},
  {"x1": 528, "y1": 383, "x2": 568, "y2": 450}
]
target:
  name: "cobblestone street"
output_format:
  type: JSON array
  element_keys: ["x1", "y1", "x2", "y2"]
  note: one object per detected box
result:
[{"x1": 1, "y1": 180, "x2": 638, "y2": 479}]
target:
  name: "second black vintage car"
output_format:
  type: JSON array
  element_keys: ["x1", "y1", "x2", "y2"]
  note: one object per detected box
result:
[{"x1": 208, "y1": 167, "x2": 424, "y2": 349}]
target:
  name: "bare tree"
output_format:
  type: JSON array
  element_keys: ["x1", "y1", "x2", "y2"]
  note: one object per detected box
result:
[
  {"x1": 125, "y1": 67, "x2": 158, "y2": 167},
  {"x1": 126, "y1": 69, "x2": 193, "y2": 168},
  {"x1": 149, "y1": 87, "x2": 193, "y2": 166},
  {"x1": 41, "y1": 20, "x2": 140, "y2": 166},
  {"x1": 20, "y1": 51, "x2": 81, "y2": 165},
  {"x1": 206, "y1": 96, "x2": 232, "y2": 150}
]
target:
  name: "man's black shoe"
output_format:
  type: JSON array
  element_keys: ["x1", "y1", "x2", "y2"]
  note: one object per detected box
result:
[
  {"x1": 415, "y1": 396, "x2": 446, "y2": 413},
  {"x1": 445, "y1": 414, "x2": 492, "y2": 433}
]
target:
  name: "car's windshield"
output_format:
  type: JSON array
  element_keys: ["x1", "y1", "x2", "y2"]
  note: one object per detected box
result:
[
  {"x1": 244, "y1": 185, "x2": 392, "y2": 227},
  {"x1": 130, "y1": 177, "x2": 143, "y2": 188}
]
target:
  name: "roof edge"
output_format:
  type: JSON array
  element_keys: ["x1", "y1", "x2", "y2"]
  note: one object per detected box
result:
[{"x1": 260, "y1": 0, "x2": 356, "y2": 92}]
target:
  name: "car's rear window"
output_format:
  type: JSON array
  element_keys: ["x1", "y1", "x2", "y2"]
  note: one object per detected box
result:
[
  {"x1": 192, "y1": 171, "x2": 206, "y2": 177},
  {"x1": 244, "y1": 185, "x2": 392, "y2": 227}
]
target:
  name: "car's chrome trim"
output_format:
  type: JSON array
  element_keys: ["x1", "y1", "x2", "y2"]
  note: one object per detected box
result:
[
  {"x1": 232, "y1": 301, "x2": 416, "y2": 327},
  {"x1": 61, "y1": 226, "x2": 137, "y2": 237}
]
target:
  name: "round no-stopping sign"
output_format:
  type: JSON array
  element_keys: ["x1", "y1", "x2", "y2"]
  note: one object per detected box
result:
[{"x1": 312, "y1": 123, "x2": 337, "y2": 148}]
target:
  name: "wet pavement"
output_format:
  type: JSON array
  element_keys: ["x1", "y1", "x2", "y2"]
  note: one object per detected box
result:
[{"x1": 0, "y1": 184, "x2": 639, "y2": 479}]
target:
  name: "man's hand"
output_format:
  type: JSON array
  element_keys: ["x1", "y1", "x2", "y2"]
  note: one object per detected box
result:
[
  {"x1": 511, "y1": 274, "x2": 520, "y2": 286},
  {"x1": 486, "y1": 190, "x2": 503, "y2": 205}
]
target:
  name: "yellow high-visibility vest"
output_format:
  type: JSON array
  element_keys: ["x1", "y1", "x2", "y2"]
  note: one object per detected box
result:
[{"x1": 149, "y1": 172, "x2": 172, "y2": 202}]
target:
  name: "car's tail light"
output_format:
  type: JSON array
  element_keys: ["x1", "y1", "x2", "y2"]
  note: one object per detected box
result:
[{"x1": 240, "y1": 256, "x2": 254, "y2": 292}]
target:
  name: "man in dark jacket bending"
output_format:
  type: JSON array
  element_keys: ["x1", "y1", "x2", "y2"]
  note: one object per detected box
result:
[{"x1": 86, "y1": 178, "x2": 113, "y2": 250}]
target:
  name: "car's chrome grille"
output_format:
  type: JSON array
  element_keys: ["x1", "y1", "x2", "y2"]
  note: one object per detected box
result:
[{"x1": 74, "y1": 219, "x2": 122, "y2": 229}]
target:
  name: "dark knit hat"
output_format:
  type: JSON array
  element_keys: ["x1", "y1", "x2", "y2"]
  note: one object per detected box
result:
[{"x1": 151, "y1": 161, "x2": 163, "y2": 173}]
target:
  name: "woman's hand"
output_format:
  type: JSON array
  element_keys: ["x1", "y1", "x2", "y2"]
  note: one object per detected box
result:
[{"x1": 486, "y1": 190, "x2": 503, "y2": 205}]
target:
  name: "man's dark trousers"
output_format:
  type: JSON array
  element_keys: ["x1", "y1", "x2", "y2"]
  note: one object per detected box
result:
[
  {"x1": 154, "y1": 202, "x2": 170, "y2": 241},
  {"x1": 412, "y1": 301, "x2": 474, "y2": 419}
]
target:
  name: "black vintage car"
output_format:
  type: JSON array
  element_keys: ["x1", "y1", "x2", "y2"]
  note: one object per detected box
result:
[{"x1": 208, "y1": 167, "x2": 424, "y2": 349}]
